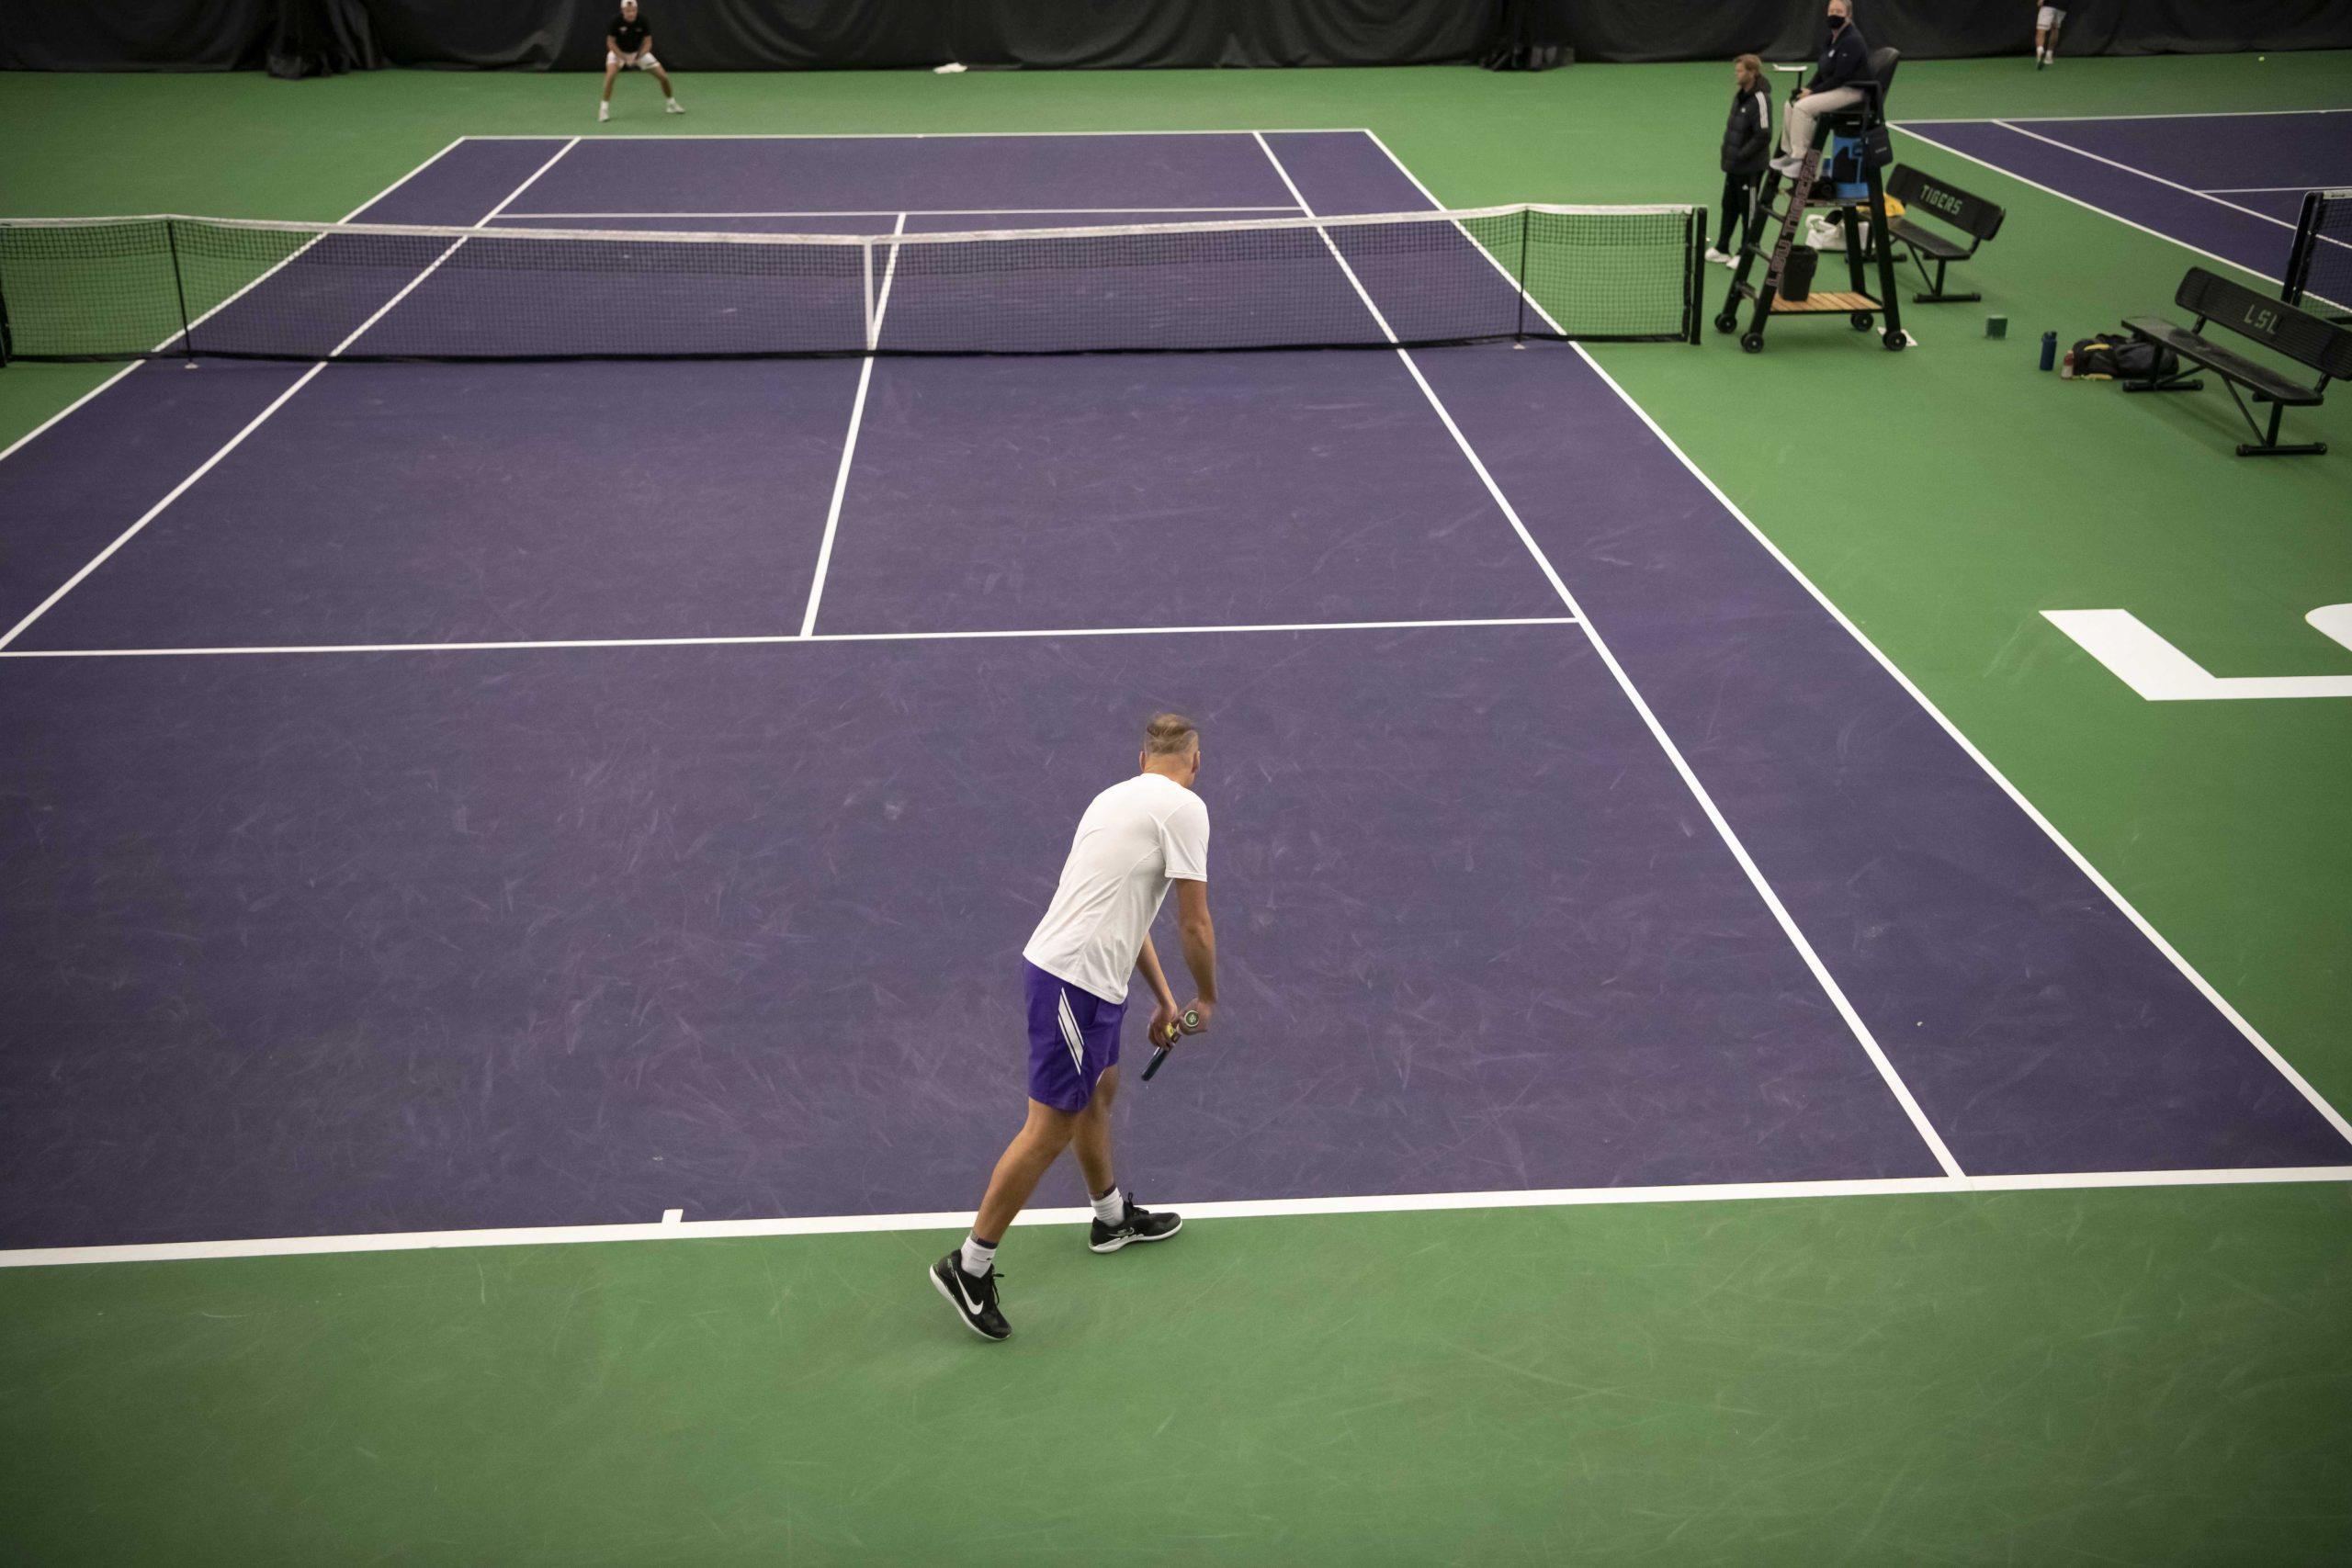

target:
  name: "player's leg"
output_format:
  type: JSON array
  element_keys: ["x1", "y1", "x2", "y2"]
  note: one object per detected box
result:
[
  {"x1": 933, "y1": 1097, "x2": 1074, "y2": 1341},
  {"x1": 975, "y1": 1099, "x2": 1080, "y2": 1240},
  {"x1": 1072, "y1": 1059, "x2": 1183, "y2": 1254},
  {"x1": 600, "y1": 53, "x2": 619, "y2": 119},
  {"x1": 649, "y1": 60, "x2": 684, "y2": 112}
]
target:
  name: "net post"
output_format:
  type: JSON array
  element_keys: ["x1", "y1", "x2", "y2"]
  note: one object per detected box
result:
[
  {"x1": 1685, "y1": 207, "x2": 1704, "y2": 344},
  {"x1": 164, "y1": 218, "x2": 195, "y2": 360},
  {"x1": 861, "y1": 239, "x2": 876, "y2": 353},
  {"x1": 0, "y1": 266, "x2": 11, "y2": 369},
  {"x1": 1515, "y1": 207, "x2": 1530, "y2": 343},
  {"x1": 2283, "y1": 191, "x2": 2320, "y2": 309}
]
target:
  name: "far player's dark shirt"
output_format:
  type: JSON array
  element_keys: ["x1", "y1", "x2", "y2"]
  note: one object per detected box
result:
[{"x1": 611, "y1": 12, "x2": 650, "y2": 52}]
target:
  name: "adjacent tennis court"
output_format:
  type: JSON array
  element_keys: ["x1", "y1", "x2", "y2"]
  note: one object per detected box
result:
[
  {"x1": 4, "y1": 130, "x2": 2342, "y2": 1261},
  {"x1": 1898, "y1": 108, "x2": 2352, "y2": 305}
]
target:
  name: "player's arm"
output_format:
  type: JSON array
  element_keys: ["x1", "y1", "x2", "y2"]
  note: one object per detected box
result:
[
  {"x1": 1136, "y1": 934, "x2": 1180, "y2": 1045},
  {"x1": 607, "y1": 33, "x2": 623, "y2": 58},
  {"x1": 639, "y1": 31, "x2": 652, "y2": 58},
  {"x1": 1174, "y1": 878, "x2": 1216, "y2": 1029}
]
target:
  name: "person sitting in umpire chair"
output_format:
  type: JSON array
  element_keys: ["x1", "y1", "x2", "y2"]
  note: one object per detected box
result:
[{"x1": 1770, "y1": 0, "x2": 1867, "y2": 178}]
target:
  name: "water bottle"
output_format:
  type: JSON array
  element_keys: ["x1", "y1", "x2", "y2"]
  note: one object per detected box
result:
[{"x1": 2039, "y1": 331, "x2": 2057, "y2": 371}]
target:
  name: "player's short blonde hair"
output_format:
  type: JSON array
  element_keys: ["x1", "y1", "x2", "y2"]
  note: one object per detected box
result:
[{"x1": 1143, "y1": 712, "x2": 1200, "y2": 757}]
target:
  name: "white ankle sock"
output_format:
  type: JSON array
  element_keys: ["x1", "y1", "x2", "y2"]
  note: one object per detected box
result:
[
  {"x1": 1091, "y1": 1187, "x2": 1125, "y2": 1224},
  {"x1": 960, "y1": 1235, "x2": 996, "y2": 1277}
]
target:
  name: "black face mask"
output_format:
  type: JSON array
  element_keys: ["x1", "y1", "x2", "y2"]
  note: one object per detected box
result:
[{"x1": 1827, "y1": 14, "x2": 1845, "y2": 30}]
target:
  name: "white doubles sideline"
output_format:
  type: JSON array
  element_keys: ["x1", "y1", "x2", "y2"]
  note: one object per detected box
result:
[
  {"x1": 1257, "y1": 130, "x2": 1967, "y2": 1177},
  {"x1": 6, "y1": 1166, "x2": 2347, "y2": 1270},
  {"x1": 0, "y1": 140, "x2": 584, "y2": 654},
  {"x1": 1361, "y1": 123, "x2": 2352, "y2": 1153}
]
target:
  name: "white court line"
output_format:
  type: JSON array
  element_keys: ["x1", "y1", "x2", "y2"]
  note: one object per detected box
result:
[
  {"x1": 501, "y1": 206, "x2": 1302, "y2": 218},
  {"x1": 799, "y1": 213, "x2": 906, "y2": 638},
  {"x1": 1992, "y1": 119, "x2": 2313, "y2": 239},
  {"x1": 0, "y1": 142, "x2": 581, "y2": 654},
  {"x1": 464, "y1": 130, "x2": 1369, "y2": 140},
  {"x1": 1256, "y1": 131, "x2": 1964, "y2": 1179},
  {"x1": 1903, "y1": 109, "x2": 2352, "y2": 125},
  {"x1": 0, "y1": 137, "x2": 469, "y2": 473},
  {"x1": 2202, "y1": 185, "x2": 2352, "y2": 195},
  {"x1": 6, "y1": 1165, "x2": 2347, "y2": 1269},
  {"x1": 1894, "y1": 122, "x2": 2293, "y2": 288},
  {"x1": 1359, "y1": 127, "x2": 2352, "y2": 1156},
  {"x1": 0, "y1": 616, "x2": 1584, "y2": 662}
]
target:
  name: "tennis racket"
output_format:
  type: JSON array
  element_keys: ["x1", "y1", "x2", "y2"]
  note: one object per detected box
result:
[{"x1": 1140, "y1": 1008, "x2": 1202, "y2": 1082}]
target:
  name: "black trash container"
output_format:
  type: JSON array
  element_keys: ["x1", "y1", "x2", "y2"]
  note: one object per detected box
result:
[{"x1": 1781, "y1": 244, "x2": 1819, "y2": 302}]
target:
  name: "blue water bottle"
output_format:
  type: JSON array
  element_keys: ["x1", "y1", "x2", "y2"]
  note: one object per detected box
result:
[{"x1": 2039, "y1": 331, "x2": 2057, "y2": 371}]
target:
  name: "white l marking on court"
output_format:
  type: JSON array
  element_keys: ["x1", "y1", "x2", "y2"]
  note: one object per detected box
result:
[{"x1": 2044, "y1": 605, "x2": 2352, "y2": 700}]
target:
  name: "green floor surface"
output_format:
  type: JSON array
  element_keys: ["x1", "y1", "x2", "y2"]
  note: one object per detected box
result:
[{"x1": 6, "y1": 1186, "x2": 2349, "y2": 1565}]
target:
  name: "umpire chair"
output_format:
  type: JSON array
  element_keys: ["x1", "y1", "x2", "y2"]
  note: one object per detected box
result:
[{"x1": 1716, "y1": 47, "x2": 1905, "y2": 354}]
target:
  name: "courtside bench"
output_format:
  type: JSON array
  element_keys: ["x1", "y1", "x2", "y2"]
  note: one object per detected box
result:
[
  {"x1": 1883, "y1": 164, "x2": 2004, "y2": 304},
  {"x1": 2122, "y1": 267, "x2": 2352, "y2": 457}
]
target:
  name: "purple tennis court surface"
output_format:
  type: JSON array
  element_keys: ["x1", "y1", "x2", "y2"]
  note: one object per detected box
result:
[
  {"x1": 1899, "y1": 110, "x2": 2352, "y2": 305},
  {"x1": 2, "y1": 131, "x2": 2346, "y2": 1251}
]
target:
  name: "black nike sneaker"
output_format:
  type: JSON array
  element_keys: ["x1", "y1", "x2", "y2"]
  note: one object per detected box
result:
[
  {"x1": 930, "y1": 1253, "x2": 1010, "y2": 1341},
  {"x1": 1088, "y1": 1195, "x2": 1183, "y2": 1254}
]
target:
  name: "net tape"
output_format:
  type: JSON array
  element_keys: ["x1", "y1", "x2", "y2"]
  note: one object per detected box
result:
[{"x1": 0, "y1": 205, "x2": 1703, "y2": 363}]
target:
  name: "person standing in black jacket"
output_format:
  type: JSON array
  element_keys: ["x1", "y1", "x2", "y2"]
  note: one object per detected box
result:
[
  {"x1": 1770, "y1": 0, "x2": 1868, "y2": 176},
  {"x1": 1709, "y1": 54, "x2": 1772, "y2": 265}
]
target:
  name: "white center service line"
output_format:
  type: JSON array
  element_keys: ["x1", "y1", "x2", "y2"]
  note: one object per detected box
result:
[
  {"x1": 1253, "y1": 130, "x2": 1965, "y2": 1180},
  {"x1": 798, "y1": 212, "x2": 907, "y2": 639}
]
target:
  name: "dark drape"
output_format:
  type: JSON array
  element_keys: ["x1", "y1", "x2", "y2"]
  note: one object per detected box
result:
[
  {"x1": 1541, "y1": 0, "x2": 2352, "y2": 64},
  {"x1": 5, "y1": 0, "x2": 2347, "y2": 72},
  {"x1": 267, "y1": 0, "x2": 386, "y2": 78}
]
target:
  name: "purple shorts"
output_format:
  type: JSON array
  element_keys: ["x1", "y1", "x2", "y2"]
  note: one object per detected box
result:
[{"x1": 1024, "y1": 960, "x2": 1125, "y2": 1111}]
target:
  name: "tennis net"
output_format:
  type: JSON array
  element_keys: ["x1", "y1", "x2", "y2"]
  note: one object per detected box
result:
[
  {"x1": 0, "y1": 206, "x2": 1704, "y2": 365},
  {"x1": 2284, "y1": 188, "x2": 2351, "y2": 322}
]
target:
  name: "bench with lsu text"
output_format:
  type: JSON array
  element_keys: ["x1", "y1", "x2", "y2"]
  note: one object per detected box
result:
[{"x1": 2121, "y1": 267, "x2": 2352, "y2": 457}]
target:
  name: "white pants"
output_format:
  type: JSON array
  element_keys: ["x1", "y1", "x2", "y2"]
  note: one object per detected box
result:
[
  {"x1": 2037, "y1": 7, "x2": 2066, "y2": 29},
  {"x1": 606, "y1": 51, "x2": 662, "y2": 70},
  {"x1": 1783, "y1": 85, "x2": 1866, "y2": 159}
]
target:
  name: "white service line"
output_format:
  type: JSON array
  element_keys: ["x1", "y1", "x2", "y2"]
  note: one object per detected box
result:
[
  {"x1": 1893, "y1": 122, "x2": 2293, "y2": 288},
  {"x1": 1256, "y1": 131, "x2": 1963, "y2": 1179},
  {"x1": 2201, "y1": 185, "x2": 2352, "y2": 195},
  {"x1": 464, "y1": 129, "x2": 1369, "y2": 141},
  {"x1": 0, "y1": 137, "x2": 469, "y2": 473},
  {"x1": 1354, "y1": 129, "x2": 2352, "y2": 1156},
  {"x1": 0, "y1": 143, "x2": 581, "y2": 652},
  {"x1": 800, "y1": 213, "x2": 908, "y2": 638},
  {"x1": 0, "y1": 616, "x2": 1580, "y2": 661},
  {"x1": 7, "y1": 1164, "x2": 2348, "y2": 1269}
]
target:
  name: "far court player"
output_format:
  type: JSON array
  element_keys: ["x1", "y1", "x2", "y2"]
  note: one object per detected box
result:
[
  {"x1": 599, "y1": 0, "x2": 684, "y2": 122},
  {"x1": 932, "y1": 713, "x2": 1219, "y2": 1341}
]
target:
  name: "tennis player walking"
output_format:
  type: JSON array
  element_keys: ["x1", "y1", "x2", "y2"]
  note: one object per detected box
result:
[{"x1": 932, "y1": 713, "x2": 1219, "y2": 1341}]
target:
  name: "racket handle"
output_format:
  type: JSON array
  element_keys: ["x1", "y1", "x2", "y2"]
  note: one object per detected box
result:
[{"x1": 1141, "y1": 1043, "x2": 1170, "y2": 1082}]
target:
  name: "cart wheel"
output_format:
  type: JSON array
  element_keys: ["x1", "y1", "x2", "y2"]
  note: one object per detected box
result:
[
  {"x1": 1849, "y1": 311, "x2": 1873, "y2": 331},
  {"x1": 1713, "y1": 311, "x2": 1738, "y2": 334},
  {"x1": 1740, "y1": 331, "x2": 1764, "y2": 354},
  {"x1": 1882, "y1": 328, "x2": 1905, "y2": 351}
]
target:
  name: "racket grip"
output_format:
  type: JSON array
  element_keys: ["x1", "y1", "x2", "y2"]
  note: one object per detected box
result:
[{"x1": 1141, "y1": 1044, "x2": 1170, "y2": 1082}]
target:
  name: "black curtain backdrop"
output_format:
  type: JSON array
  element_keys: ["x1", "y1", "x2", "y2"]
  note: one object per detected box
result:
[{"x1": 5, "y1": 0, "x2": 2348, "y2": 73}]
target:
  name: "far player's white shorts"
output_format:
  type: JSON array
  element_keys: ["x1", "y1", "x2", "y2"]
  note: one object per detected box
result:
[
  {"x1": 2036, "y1": 6, "x2": 2065, "y2": 28},
  {"x1": 607, "y1": 51, "x2": 662, "y2": 70}
]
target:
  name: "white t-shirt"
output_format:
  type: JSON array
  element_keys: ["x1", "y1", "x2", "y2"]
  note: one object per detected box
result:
[{"x1": 1023, "y1": 772, "x2": 1209, "y2": 1005}]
